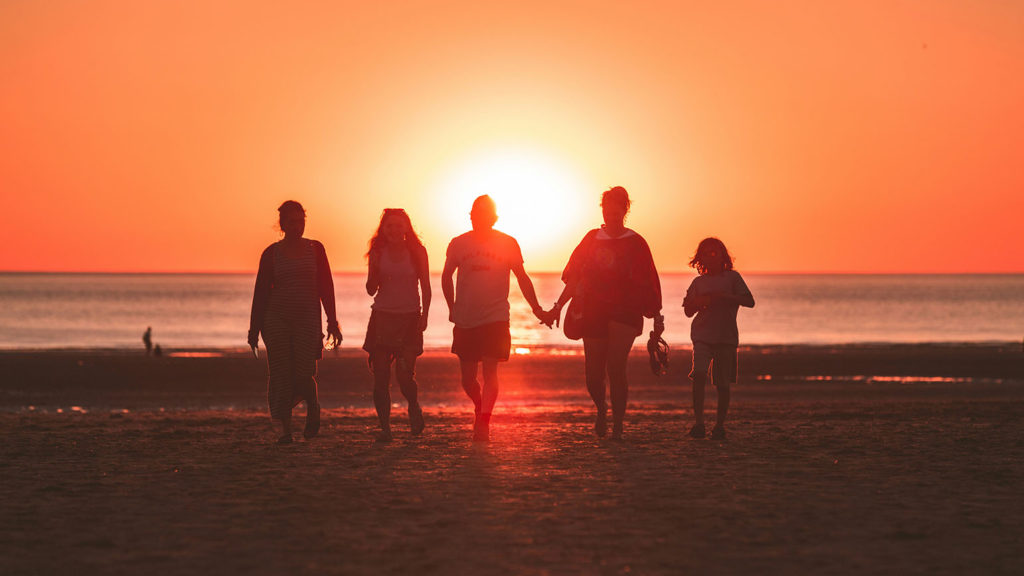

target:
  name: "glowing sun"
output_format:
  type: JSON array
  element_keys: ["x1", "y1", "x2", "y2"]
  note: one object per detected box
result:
[{"x1": 433, "y1": 147, "x2": 591, "y2": 256}]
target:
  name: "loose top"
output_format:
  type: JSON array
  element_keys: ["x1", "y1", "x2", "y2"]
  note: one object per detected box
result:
[
  {"x1": 248, "y1": 239, "x2": 338, "y2": 344},
  {"x1": 562, "y1": 228, "x2": 662, "y2": 320},
  {"x1": 445, "y1": 230, "x2": 523, "y2": 328}
]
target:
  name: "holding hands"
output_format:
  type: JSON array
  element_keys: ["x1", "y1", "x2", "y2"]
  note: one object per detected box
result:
[{"x1": 533, "y1": 304, "x2": 559, "y2": 329}]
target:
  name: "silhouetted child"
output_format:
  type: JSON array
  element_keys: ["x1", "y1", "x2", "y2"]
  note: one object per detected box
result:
[
  {"x1": 683, "y1": 238, "x2": 755, "y2": 440},
  {"x1": 143, "y1": 327, "x2": 153, "y2": 355}
]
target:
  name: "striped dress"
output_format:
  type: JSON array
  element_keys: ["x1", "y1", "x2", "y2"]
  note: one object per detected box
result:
[{"x1": 261, "y1": 240, "x2": 323, "y2": 419}]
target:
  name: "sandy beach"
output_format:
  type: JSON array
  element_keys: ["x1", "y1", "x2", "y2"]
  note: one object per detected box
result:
[{"x1": 2, "y1": 345, "x2": 1023, "y2": 575}]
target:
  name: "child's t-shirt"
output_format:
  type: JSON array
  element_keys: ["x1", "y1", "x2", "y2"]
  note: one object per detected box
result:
[{"x1": 684, "y1": 270, "x2": 752, "y2": 345}]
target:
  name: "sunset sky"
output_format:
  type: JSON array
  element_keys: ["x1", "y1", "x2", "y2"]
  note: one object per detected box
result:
[{"x1": 1, "y1": 1, "x2": 1021, "y2": 273}]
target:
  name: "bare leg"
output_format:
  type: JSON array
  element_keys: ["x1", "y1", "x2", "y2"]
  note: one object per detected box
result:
[
  {"x1": 474, "y1": 359, "x2": 499, "y2": 441},
  {"x1": 715, "y1": 386, "x2": 731, "y2": 431},
  {"x1": 459, "y1": 360, "x2": 482, "y2": 414},
  {"x1": 583, "y1": 337, "x2": 609, "y2": 437},
  {"x1": 372, "y1": 354, "x2": 393, "y2": 439},
  {"x1": 606, "y1": 321, "x2": 637, "y2": 440},
  {"x1": 692, "y1": 373, "x2": 706, "y2": 427},
  {"x1": 396, "y1": 354, "x2": 424, "y2": 435}
]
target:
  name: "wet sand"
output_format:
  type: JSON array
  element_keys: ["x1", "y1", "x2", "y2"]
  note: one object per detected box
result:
[{"x1": 1, "y1": 345, "x2": 1023, "y2": 575}]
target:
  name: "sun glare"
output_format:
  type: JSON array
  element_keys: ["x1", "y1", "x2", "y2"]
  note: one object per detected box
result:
[{"x1": 433, "y1": 148, "x2": 591, "y2": 261}]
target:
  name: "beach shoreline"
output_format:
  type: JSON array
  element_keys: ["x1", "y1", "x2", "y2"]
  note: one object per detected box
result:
[{"x1": 2, "y1": 344, "x2": 1023, "y2": 575}]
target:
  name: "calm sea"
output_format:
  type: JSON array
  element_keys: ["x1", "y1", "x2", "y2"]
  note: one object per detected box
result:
[{"x1": 0, "y1": 273, "x2": 1021, "y2": 350}]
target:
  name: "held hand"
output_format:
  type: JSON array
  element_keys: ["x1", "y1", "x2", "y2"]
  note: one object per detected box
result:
[
  {"x1": 418, "y1": 313, "x2": 429, "y2": 332},
  {"x1": 653, "y1": 314, "x2": 666, "y2": 338},
  {"x1": 326, "y1": 325, "x2": 343, "y2": 349},
  {"x1": 536, "y1": 308, "x2": 555, "y2": 329}
]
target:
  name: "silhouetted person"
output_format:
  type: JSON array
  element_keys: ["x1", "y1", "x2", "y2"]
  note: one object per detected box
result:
[
  {"x1": 683, "y1": 237, "x2": 755, "y2": 440},
  {"x1": 153, "y1": 344, "x2": 162, "y2": 357},
  {"x1": 143, "y1": 327, "x2": 152, "y2": 355},
  {"x1": 248, "y1": 200, "x2": 342, "y2": 444},
  {"x1": 546, "y1": 187, "x2": 663, "y2": 439},
  {"x1": 363, "y1": 208, "x2": 431, "y2": 441},
  {"x1": 442, "y1": 195, "x2": 548, "y2": 442}
]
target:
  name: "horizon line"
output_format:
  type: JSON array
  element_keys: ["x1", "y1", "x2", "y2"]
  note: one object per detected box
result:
[{"x1": 2, "y1": 269, "x2": 1023, "y2": 276}]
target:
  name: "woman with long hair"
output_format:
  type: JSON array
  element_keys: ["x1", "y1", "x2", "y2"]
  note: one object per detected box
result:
[
  {"x1": 363, "y1": 208, "x2": 431, "y2": 441},
  {"x1": 248, "y1": 201, "x2": 342, "y2": 444},
  {"x1": 547, "y1": 187, "x2": 663, "y2": 439}
]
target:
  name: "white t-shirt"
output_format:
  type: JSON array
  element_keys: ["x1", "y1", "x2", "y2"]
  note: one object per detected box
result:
[{"x1": 445, "y1": 230, "x2": 523, "y2": 329}]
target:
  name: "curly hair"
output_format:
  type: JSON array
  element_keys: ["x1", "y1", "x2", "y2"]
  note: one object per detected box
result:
[
  {"x1": 366, "y1": 208, "x2": 424, "y2": 262},
  {"x1": 689, "y1": 237, "x2": 734, "y2": 275}
]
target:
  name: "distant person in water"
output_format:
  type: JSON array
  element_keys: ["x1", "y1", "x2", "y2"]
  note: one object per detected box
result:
[
  {"x1": 363, "y1": 208, "x2": 431, "y2": 441},
  {"x1": 442, "y1": 195, "x2": 548, "y2": 442},
  {"x1": 248, "y1": 200, "x2": 342, "y2": 444},
  {"x1": 143, "y1": 327, "x2": 152, "y2": 355},
  {"x1": 683, "y1": 237, "x2": 755, "y2": 440},
  {"x1": 546, "y1": 186, "x2": 663, "y2": 439}
]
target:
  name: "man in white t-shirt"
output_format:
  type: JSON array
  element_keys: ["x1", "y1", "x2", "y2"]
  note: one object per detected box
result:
[{"x1": 442, "y1": 195, "x2": 548, "y2": 441}]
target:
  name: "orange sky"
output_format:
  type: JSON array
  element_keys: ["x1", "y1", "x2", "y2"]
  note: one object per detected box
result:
[{"x1": 1, "y1": 1, "x2": 1022, "y2": 273}]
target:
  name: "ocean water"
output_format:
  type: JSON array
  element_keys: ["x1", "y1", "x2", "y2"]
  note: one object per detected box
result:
[{"x1": 0, "y1": 273, "x2": 1021, "y2": 350}]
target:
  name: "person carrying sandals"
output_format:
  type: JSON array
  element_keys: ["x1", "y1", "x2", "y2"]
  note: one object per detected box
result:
[{"x1": 547, "y1": 186, "x2": 663, "y2": 440}]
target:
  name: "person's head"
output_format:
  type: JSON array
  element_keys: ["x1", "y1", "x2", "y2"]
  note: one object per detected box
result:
[
  {"x1": 367, "y1": 208, "x2": 423, "y2": 255},
  {"x1": 470, "y1": 195, "x2": 498, "y2": 231},
  {"x1": 601, "y1": 186, "x2": 631, "y2": 227},
  {"x1": 277, "y1": 200, "x2": 306, "y2": 238},
  {"x1": 689, "y1": 237, "x2": 734, "y2": 275}
]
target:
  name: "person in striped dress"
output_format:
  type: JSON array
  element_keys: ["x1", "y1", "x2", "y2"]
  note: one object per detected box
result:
[
  {"x1": 248, "y1": 201, "x2": 342, "y2": 444},
  {"x1": 363, "y1": 208, "x2": 431, "y2": 441}
]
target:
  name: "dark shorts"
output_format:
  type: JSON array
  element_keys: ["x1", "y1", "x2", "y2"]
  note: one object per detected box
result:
[
  {"x1": 581, "y1": 304, "x2": 643, "y2": 339},
  {"x1": 362, "y1": 311, "x2": 424, "y2": 360},
  {"x1": 451, "y1": 321, "x2": 511, "y2": 362},
  {"x1": 689, "y1": 341, "x2": 738, "y2": 388}
]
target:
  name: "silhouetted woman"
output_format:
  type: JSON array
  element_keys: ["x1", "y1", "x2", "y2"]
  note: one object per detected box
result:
[
  {"x1": 249, "y1": 201, "x2": 342, "y2": 444},
  {"x1": 363, "y1": 208, "x2": 431, "y2": 441},
  {"x1": 547, "y1": 187, "x2": 663, "y2": 439}
]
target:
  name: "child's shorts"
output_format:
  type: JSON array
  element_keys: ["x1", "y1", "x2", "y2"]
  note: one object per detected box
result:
[{"x1": 689, "y1": 342, "x2": 738, "y2": 388}]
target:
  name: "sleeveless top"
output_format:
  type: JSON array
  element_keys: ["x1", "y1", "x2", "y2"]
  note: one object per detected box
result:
[{"x1": 372, "y1": 248, "x2": 421, "y2": 314}]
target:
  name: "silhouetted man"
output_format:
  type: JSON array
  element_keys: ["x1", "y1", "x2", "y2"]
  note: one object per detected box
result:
[{"x1": 442, "y1": 195, "x2": 547, "y2": 441}]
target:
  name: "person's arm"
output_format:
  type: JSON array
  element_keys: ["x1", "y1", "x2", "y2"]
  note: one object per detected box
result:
[
  {"x1": 512, "y1": 262, "x2": 545, "y2": 321},
  {"x1": 366, "y1": 248, "x2": 381, "y2": 296},
  {"x1": 731, "y1": 272, "x2": 755, "y2": 308},
  {"x1": 547, "y1": 279, "x2": 577, "y2": 326},
  {"x1": 547, "y1": 230, "x2": 593, "y2": 325},
  {"x1": 636, "y1": 237, "x2": 665, "y2": 335},
  {"x1": 248, "y1": 246, "x2": 274, "y2": 347},
  {"x1": 417, "y1": 246, "x2": 432, "y2": 331},
  {"x1": 683, "y1": 282, "x2": 706, "y2": 318},
  {"x1": 315, "y1": 241, "x2": 343, "y2": 345},
  {"x1": 441, "y1": 251, "x2": 457, "y2": 324}
]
